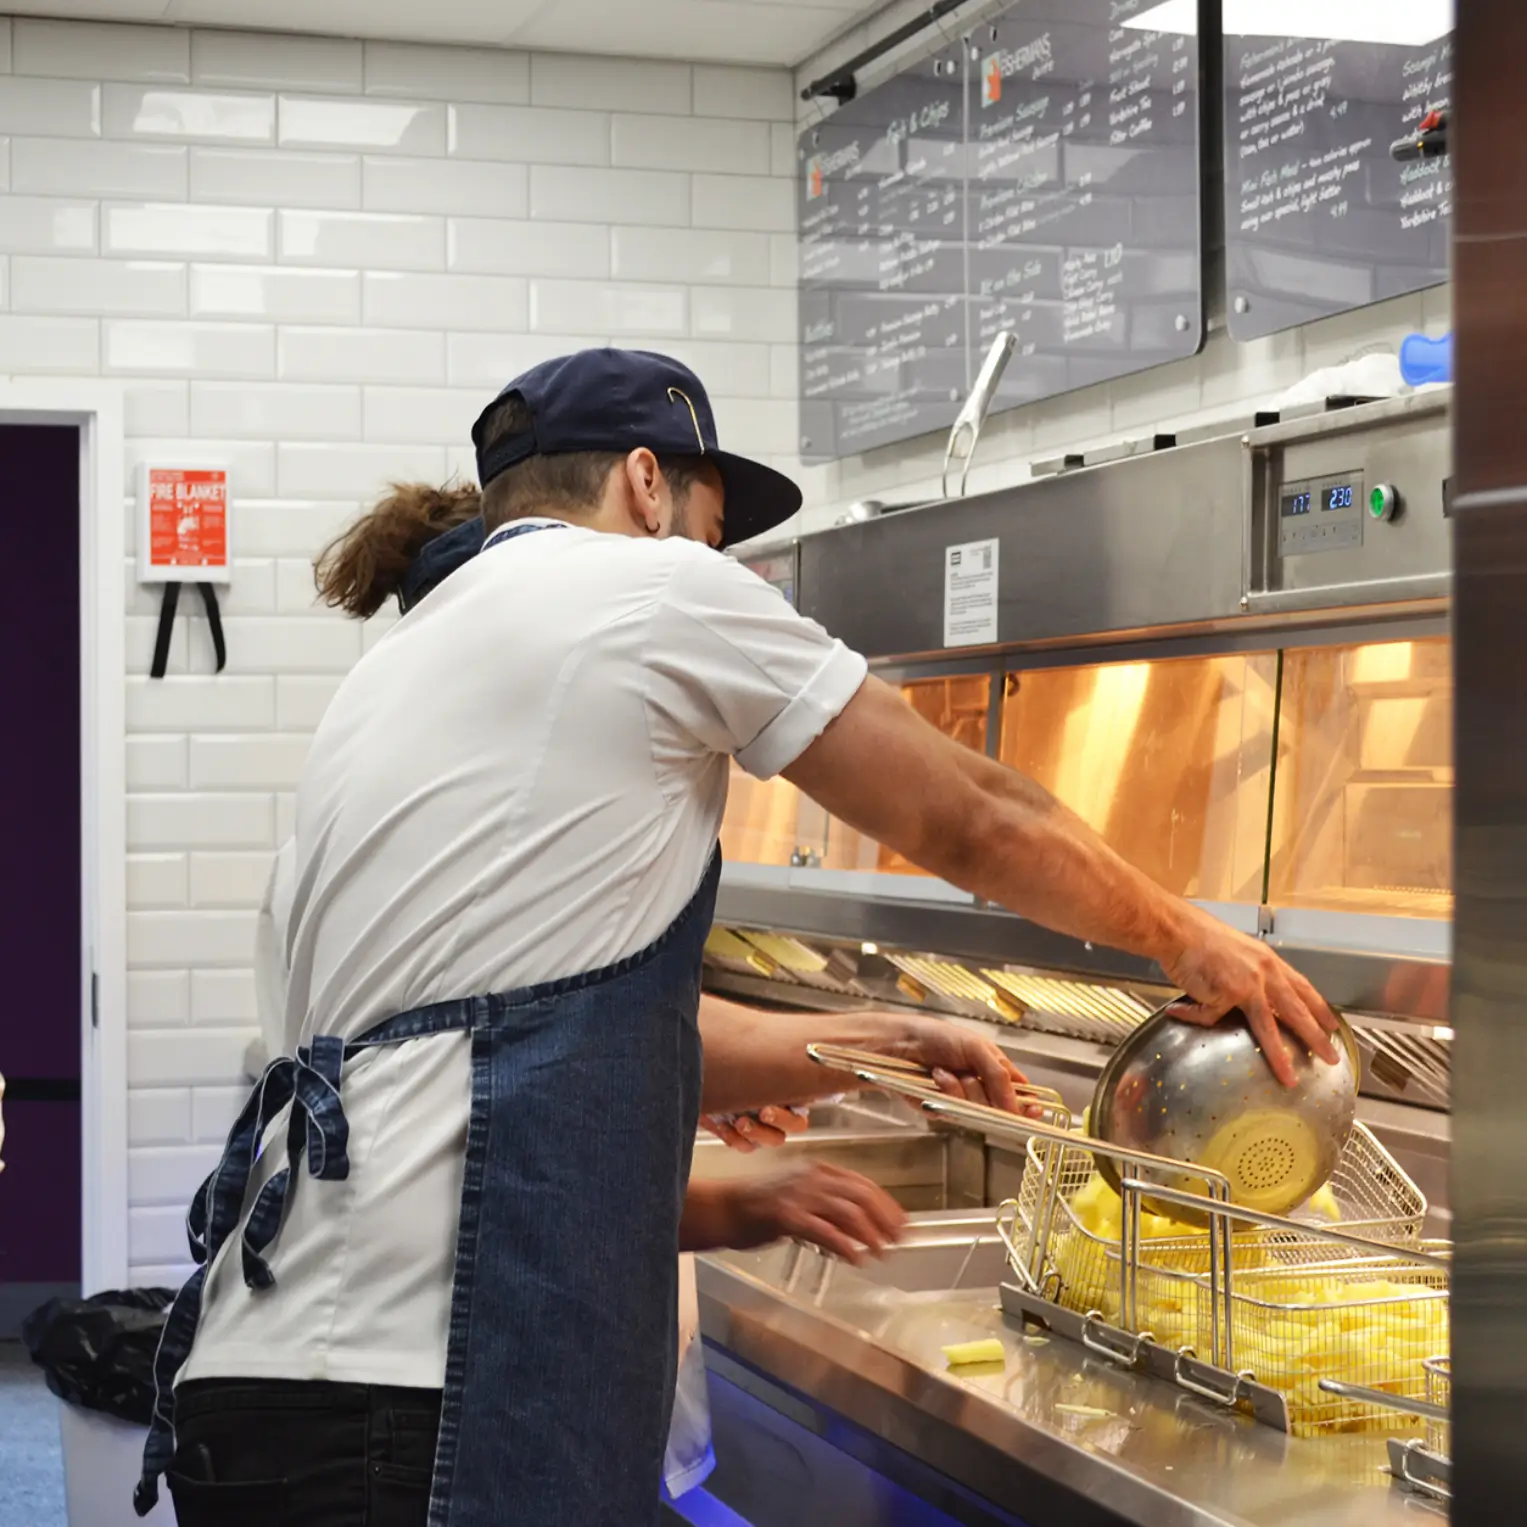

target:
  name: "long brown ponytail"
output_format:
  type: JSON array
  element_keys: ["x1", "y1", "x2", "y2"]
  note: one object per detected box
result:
[{"x1": 314, "y1": 481, "x2": 482, "y2": 619}]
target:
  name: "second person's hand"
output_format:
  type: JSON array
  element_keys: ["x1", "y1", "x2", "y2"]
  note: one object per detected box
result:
[
  {"x1": 858, "y1": 1013, "x2": 1029, "y2": 1112},
  {"x1": 701, "y1": 1106, "x2": 809, "y2": 1152},
  {"x1": 725, "y1": 1161, "x2": 907, "y2": 1266}
]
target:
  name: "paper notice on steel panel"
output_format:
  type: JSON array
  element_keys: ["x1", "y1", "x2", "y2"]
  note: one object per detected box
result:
[{"x1": 943, "y1": 538, "x2": 999, "y2": 647}]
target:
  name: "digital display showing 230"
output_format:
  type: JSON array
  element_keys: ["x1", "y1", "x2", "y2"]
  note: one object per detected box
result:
[{"x1": 1281, "y1": 475, "x2": 1361, "y2": 519}]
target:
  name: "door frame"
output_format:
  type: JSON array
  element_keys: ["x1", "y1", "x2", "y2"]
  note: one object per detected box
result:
[{"x1": 0, "y1": 382, "x2": 129, "y2": 1292}]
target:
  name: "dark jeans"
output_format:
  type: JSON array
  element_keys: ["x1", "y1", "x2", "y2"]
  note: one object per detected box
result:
[{"x1": 167, "y1": 1378, "x2": 443, "y2": 1527}]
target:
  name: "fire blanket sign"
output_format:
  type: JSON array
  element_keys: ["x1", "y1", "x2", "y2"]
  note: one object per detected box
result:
[
  {"x1": 136, "y1": 460, "x2": 232, "y2": 680},
  {"x1": 145, "y1": 468, "x2": 229, "y2": 578}
]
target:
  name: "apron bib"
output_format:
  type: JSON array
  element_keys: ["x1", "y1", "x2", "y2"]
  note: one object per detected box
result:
[{"x1": 138, "y1": 849, "x2": 719, "y2": 1527}]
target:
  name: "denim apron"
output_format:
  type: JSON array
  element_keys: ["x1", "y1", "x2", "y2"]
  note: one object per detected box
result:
[{"x1": 137, "y1": 519, "x2": 717, "y2": 1526}]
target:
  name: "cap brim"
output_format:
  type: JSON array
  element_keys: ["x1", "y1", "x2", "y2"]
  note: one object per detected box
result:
[{"x1": 711, "y1": 450, "x2": 802, "y2": 549}]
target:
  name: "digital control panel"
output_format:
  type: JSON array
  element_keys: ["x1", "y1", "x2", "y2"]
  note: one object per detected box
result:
[{"x1": 1279, "y1": 472, "x2": 1365, "y2": 556}]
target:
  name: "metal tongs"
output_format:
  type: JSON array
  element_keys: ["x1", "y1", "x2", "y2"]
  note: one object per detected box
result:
[
  {"x1": 803, "y1": 1043, "x2": 1070, "y2": 1293},
  {"x1": 806, "y1": 1042, "x2": 1069, "y2": 1128},
  {"x1": 941, "y1": 331, "x2": 1017, "y2": 499}
]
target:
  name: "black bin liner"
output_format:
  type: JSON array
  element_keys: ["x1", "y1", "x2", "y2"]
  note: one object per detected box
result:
[{"x1": 21, "y1": 1288, "x2": 175, "y2": 1426}]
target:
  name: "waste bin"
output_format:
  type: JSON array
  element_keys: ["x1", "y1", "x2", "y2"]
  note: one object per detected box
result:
[{"x1": 22, "y1": 1289, "x2": 178, "y2": 1527}]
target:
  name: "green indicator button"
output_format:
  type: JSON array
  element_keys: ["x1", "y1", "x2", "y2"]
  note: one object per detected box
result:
[{"x1": 1369, "y1": 484, "x2": 1399, "y2": 522}]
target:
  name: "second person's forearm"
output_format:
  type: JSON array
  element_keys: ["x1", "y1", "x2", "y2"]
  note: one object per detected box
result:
[
  {"x1": 679, "y1": 1177, "x2": 739, "y2": 1252},
  {"x1": 698, "y1": 995, "x2": 915, "y2": 1115}
]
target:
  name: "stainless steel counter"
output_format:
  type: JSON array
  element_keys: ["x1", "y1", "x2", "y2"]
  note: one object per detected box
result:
[{"x1": 695, "y1": 1215, "x2": 1440, "y2": 1527}]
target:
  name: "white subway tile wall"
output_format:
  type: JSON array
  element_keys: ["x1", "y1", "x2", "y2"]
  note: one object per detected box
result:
[
  {"x1": 0, "y1": 22, "x2": 799, "y2": 1284},
  {"x1": 15, "y1": 19, "x2": 189, "y2": 86},
  {"x1": 362, "y1": 42, "x2": 528, "y2": 107}
]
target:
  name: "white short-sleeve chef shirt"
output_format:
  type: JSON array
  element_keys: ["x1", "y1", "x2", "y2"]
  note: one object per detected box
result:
[{"x1": 184, "y1": 520, "x2": 866, "y2": 1389}]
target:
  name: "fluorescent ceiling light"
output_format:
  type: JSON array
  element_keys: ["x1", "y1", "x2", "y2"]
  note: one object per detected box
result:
[
  {"x1": 1124, "y1": 0, "x2": 1452, "y2": 46},
  {"x1": 1122, "y1": 0, "x2": 1197, "y2": 32}
]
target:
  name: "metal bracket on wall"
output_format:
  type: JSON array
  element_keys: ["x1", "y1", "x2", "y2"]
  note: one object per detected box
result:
[{"x1": 800, "y1": 0, "x2": 977, "y2": 103}]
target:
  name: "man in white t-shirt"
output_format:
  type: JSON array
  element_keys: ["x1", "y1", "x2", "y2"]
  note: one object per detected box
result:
[{"x1": 137, "y1": 347, "x2": 1338, "y2": 1527}]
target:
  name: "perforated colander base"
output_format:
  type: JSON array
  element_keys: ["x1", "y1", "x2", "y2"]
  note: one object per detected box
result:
[
  {"x1": 1235, "y1": 1135, "x2": 1299, "y2": 1192},
  {"x1": 1200, "y1": 1111, "x2": 1326, "y2": 1213}
]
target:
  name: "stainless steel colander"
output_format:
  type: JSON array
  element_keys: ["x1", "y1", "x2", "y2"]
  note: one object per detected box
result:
[{"x1": 1090, "y1": 999, "x2": 1361, "y2": 1224}]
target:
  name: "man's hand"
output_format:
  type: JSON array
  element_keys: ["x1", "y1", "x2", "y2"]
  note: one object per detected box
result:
[
  {"x1": 1163, "y1": 906, "x2": 1341, "y2": 1087},
  {"x1": 725, "y1": 1162, "x2": 907, "y2": 1265},
  {"x1": 701, "y1": 1106, "x2": 809, "y2": 1152}
]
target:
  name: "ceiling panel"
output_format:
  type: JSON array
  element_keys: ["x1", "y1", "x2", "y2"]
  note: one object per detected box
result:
[
  {"x1": 10, "y1": 0, "x2": 173, "y2": 17},
  {"x1": 163, "y1": 0, "x2": 365, "y2": 26},
  {"x1": 6, "y1": 0, "x2": 882, "y2": 66},
  {"x1": 368, "y1": 0, "x2": 553, "y2": 45},
  {"x1": 511, "y1": 0, "x2": 869, "y2": 64}
]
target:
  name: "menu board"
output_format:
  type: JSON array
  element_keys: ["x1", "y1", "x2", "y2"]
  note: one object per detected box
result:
[
  {"x1": 797, "y1": 51, "x2": 969, "y2": 463},
  {"x1": 972, "y1": 0, "x2": 1203, "y2": 413},
  {"x1": 1224, "y1": 24, "x2": 1453, "y2": 340},
  {"x1": 797, "y1": 0, "x2": 1204, "y2": 463}
]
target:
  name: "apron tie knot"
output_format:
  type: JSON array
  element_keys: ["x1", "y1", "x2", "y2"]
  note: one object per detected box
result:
[
  {"x1": 239, "y1": 1037, "x2": 353, "y2": 1291},
  {"x1": 138, "y1": 1044, "x2": 345, "y2": 1516}
]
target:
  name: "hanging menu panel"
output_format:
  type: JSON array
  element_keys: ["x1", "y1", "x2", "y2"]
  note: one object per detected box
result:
[
  {"x1": 1224, "y1": 24, "x2": 1452, "y2": 341},
  {"x1": 971, "y1": 0, "x2": 1204, "y2": 411},
  {"x1": 797, "y1": 0, "x2": 1204, "y2": 464},
  {"x1": 798, "y1": 50, "x2": 970, "y2": 462}
]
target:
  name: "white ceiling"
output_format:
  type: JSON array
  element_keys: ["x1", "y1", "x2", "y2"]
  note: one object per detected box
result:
[{"x1": 6, "y1": 0, "x2": 889, "y2": 67}]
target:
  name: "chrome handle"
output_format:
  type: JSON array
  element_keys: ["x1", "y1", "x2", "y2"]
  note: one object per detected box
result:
[
  {"x1": 1173, "y1": 1349, "x2": 1254, "y2": 1409},
  {"x1": 1318, "y1": 1378, "x2": 1449, "y2": 1421},
  {"x1": 994, "y1": 1198, "x2": 1023, "y2": 1263},
  {"x1": 942, "y1": 331, "x2": 1016, "y2": 498},
  {"x1": 1080, "y1": 1312, "x2": 1151, "y2": 1369},
  {"x1": 1392, "y1": 1438, "x2": 1452, "y2": 1502}
]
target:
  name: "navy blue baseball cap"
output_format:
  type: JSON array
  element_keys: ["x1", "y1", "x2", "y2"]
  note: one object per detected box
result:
[{"x1": 471, "y1": 347, "x2": 802, "y2": 548}]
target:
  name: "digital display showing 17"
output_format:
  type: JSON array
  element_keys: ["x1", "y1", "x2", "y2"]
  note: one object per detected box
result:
[{"x1": 1282, "y1": 490, "x2": 1312, "y2": 517}]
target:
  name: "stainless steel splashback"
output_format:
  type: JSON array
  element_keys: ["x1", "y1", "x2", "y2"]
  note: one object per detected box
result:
[{"x1": 793, "y1": 394, "x2": 1451, "y2": 661}]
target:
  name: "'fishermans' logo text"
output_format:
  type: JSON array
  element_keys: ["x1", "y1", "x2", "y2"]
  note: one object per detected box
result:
[
  {"x1": 982, "y1": 34, "x2": 1054, "y2": 107},
  {"x1": 805, "y1": 142, "x2": 861, "y2": 198}
]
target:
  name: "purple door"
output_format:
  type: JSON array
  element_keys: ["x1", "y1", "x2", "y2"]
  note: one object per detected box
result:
[{"x1": 0, "y1": 425, "x2": 82, "y2": 1332}]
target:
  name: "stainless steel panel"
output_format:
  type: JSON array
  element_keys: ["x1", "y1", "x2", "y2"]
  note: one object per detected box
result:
[
  {"x1": 1451, "y1": 3, "x2": 1527, "y2": 1505},
  {"x1": 1255, "y1": 398, "x2": 1453, "y2": 599},
  {"x1": 796, "y1": 401, "x2": 1454, "y2": 663},
  {"x1": 1269, "y1": 909, "x2": 1450, "y2": 961},
  {"x1": 796, "y1": 437, "x2": 1248, "y2": 660},
  {"x1": 715, "y1": 879, "x2": 1162, "y2": 986},
  {"x1": 1242, "y1": 578, "x2": 1449, "y2": 616},
  {"x1": 697, "y1": 1229, "x2": 1432, "y2": 1527},
  {"x1": 788, "y1": 867, "x2": 973, "y2": 904},
  {"x1": 714, "y1": 880, "x2": 1454, "y2": 1026}
]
